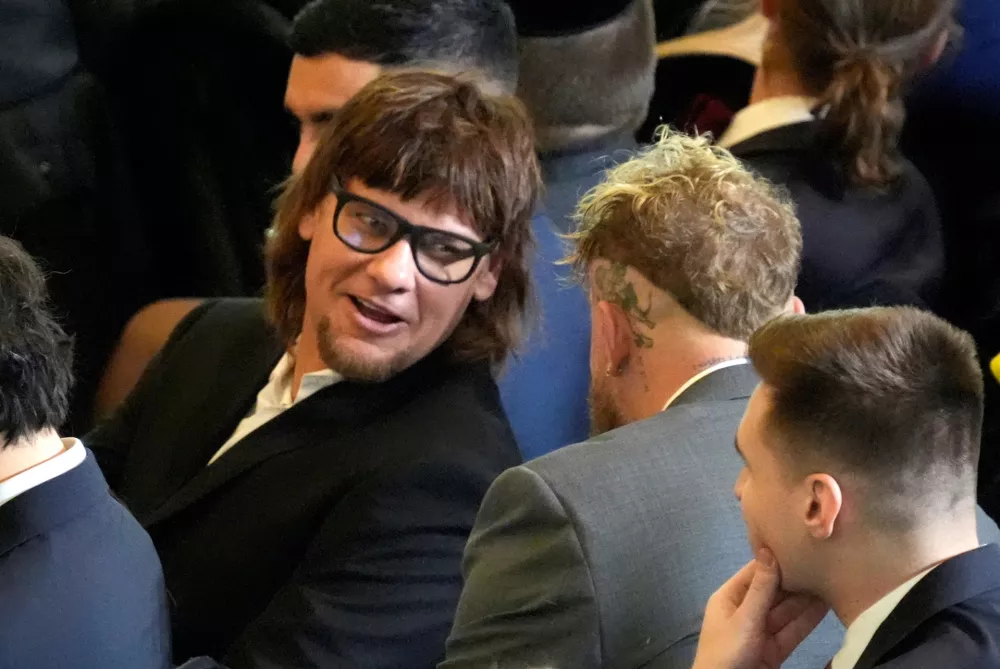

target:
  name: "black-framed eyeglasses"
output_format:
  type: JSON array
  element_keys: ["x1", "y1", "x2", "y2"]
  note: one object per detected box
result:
[{"x1": 331, "y1": 185, "x2": 498, "y2": 285}]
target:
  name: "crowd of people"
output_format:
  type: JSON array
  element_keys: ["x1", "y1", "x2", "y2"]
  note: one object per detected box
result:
[{"x1": 2, "y1": 0, "x2": 1000, "y2": 668}]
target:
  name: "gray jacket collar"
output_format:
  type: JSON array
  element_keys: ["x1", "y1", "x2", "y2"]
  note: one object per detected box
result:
[{"x1": 669, "y1": 362, "x2": 759, "y2": 410}]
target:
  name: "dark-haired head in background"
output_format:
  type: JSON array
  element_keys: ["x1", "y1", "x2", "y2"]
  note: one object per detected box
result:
[
  {"x1": 285, "y1": 0, "x2": 517, "y2": 173},
  {"x1": 717, "y1": 0, "x2": 955, "y2": 313},
  {"x1": 0, "y1": 236, "x2": 74, "y2": 444},
  {"x1": 509, "y1": 0, "x2": 655, "y2": 153},
  {"x1": 0, "y1": 235, "x2": 170, "y2": 669}
]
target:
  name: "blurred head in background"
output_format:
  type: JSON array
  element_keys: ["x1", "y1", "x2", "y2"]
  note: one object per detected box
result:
[
  {"x1": 756, "y1": 0, "x2": 959, "y2": 189},
  {"x1": 0, "y1": 235, "x2": 74, "y2": 450},
  {"x1": 285, "y1": 0, "x2": 518, "y2": 173},
  {"x1": 508, "y1": 0, "x2": 657, "y2": 152},
  {"x1": 567, "y1": 129, "x2": 802, "y2": 435}
]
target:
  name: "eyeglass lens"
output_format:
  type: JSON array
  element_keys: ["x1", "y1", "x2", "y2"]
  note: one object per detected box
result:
[{"x1": 336, "y1": 199, "x2": 479, "y2": 283}]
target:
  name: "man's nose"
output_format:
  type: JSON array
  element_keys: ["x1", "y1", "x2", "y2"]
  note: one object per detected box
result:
[
  {"x1": 292, "y1": 134, "x2": 317, "y2": 175},
  {"x1": 366, "y1": 239, "x2": 418, "y2": 292}
]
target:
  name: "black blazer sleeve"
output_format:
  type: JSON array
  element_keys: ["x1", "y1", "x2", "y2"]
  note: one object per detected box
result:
[
  {"x1": 222, "y1": 455, "x2": 499, "y2": 669},
  {"x1": 86, "y1": 300, "x2": 215, "y2": 486}
]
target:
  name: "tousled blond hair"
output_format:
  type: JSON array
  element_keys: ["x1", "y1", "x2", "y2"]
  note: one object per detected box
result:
[{"x1": 567, "y1": 129, "x2": 801, "y2": 340}]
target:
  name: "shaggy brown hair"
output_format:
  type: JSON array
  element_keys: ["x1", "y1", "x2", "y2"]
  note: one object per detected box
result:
[{"x1": 265, "y1": 70, "x2": 541, "y2": 367}]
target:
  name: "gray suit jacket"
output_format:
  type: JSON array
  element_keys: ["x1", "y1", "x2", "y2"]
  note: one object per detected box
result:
[{"x1": 441, "y1": 364, "x2": 1000, "y2": 669}]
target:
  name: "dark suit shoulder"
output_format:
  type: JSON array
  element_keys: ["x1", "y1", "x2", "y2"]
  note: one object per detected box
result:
[
  {"x1": 0, "y1": 474, "x2": 170, "y2": 667},
  {"x1": 372, "y1": 361, "x2": 521, "y2": 476},
  {"x1": 168, "y1": 298, "x2": 271, "y2": 349},
  {"x1": 877, "y1": 590, "x2": 1000, "y2": 668}
]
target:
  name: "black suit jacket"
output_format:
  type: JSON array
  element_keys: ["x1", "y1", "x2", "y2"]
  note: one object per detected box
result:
[
  {"x1": 0, "y1": 451, "x2": 171, "y2": 668},
  {"x1": 730, "y1": 121, "x2": 944, "y2": 312},
  {"x1": 85, "y1": 298, "x2": 522, "y2": 668},
  {"x1": 854, "y1": 543, "x2": 1000, "y2": 669}
]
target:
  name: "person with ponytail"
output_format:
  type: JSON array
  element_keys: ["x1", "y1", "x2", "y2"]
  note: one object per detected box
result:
[{"x1": 718, "y1": 0, "x2": 957, "y2": 312}]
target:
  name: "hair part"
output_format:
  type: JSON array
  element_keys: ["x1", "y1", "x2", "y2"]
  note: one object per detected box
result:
[
  {"x1": 265, "y1": 69, "x2": 541, "y2": 369},
  {"x1": 289, "y1": 0, "x2": 518, "y2": 94},
  {"x1": 774, "y1": 0, "x2": 959, "y2": 189},
  {"x1": 567, "y1": 128, "x2": 802, "y2": 341},
  {"x1": 0, "y1": 237, "x2": 74, "y2": 446},
  {"x1": 749, "y1": 307, "x2": 983, "y2": 530},
  {"x1": 515, "y1": 0, "x2": 656, "y2": 151}
]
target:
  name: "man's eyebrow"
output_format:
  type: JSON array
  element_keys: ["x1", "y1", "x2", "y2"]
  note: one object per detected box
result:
[
  {"x1": 734, "y1": 437, "x2": 747, "y2": 463},
  {"x1": 283, "y1": 107, "x2": 339, "y2": 125},
  {"x1": 308, "y1": 110, "x2": 338, "y2": 124}
]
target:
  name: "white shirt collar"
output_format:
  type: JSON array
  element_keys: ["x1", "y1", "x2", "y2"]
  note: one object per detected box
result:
[
  {"x1": 831, "y1": 564, "x2": 938, "y2": 669},
  {"x1": 718, "y1": 95, "x2": 818, "y2": 149},
  {"x1": 263, "y1": 353, "x2": 342, "y2": 410},
  {"x1": 662, "y1": 358, "x2": 749, "y2": 412},
  {"x1": 0, "y1": 438, "x2": 86, "y2": 508}
]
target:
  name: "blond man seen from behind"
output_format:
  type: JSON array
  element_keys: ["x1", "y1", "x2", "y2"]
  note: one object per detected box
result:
[{"x1": 440, "y1": 130, "x2": 842, "y2": 669}]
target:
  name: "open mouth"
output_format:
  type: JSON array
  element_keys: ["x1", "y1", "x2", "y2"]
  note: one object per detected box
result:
[{"x1": 350, "y1": 296, "x2": 404, "y2": 326}]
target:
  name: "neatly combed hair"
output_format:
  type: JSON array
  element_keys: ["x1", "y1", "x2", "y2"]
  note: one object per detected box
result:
[
  {"x1": 516, "y1": 0, "x2": 656, "y2": 151},
  {"x1": 0, "y1": 237, "x2": 74, "y2": 446},
  {"x1": 567, "y1": 128, "x2": 802, "y2": 341},
  {"x1": 265, "y1": 70, "x2": 541, "y2": 368},
  {"x1": 750, "y1": 307, "x2": 982, "y2": 528},
  {"x1": 289, "y1": 0, "x2": 518, "y2": 93},
  {"x1": 775, "y1": 0, "x2": 959, "y2": 189}
]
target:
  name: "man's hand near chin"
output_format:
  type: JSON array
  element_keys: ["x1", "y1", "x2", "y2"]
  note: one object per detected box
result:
[{"x1": 692, "y1": 548, "x2": 829, "y2": 669}]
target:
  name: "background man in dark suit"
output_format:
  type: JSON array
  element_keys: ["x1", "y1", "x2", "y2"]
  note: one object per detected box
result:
[
  {"x1": 693, "y1": 308, "x2": 1000, "y2": 669},
  {"x1": 85, "y1": 71, "x2": 540, "y2": 668},
  {"x1": 0, "y1": 236, "x2": 170, "y2": 669},
  {"x1": 440, "y1": 130, "x2": 844, "y2": 669}
]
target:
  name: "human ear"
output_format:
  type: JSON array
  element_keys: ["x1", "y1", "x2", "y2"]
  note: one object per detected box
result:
[
  {"x1": 595, "y1": 300, "x2": 632, "y2": 376},
  {"x1": 471, "y1": 257, "x2": 500, "y2": 302},
  {"x1": 803, "y1": 474, "x2": 843, "y2": 540}
]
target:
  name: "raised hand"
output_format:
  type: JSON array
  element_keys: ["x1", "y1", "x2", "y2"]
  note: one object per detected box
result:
[{"x1": 691, "y1": 549, "x2": 829, "y2": 669}]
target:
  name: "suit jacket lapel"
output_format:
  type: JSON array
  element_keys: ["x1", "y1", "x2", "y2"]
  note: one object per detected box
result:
[
  {"x1": 130, "y1": 320, "x2": 283, "y2": 519},
  {"x1": 853, "y1": 544, "x2": 1000, "y2": 669},
  {"x1": 143, "y1": 347, "x2": 457, "y2": 528}
]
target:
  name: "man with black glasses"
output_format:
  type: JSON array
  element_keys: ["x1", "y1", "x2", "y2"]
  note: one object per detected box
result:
[{"x1": 85, "y1": 70, "x2": 540, "y2": 669}]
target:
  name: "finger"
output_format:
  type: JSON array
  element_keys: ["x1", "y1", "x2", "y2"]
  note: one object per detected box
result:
[
  {"x1": 771, "y1": 599, "x2": 830, "y2": 662},
  {"x1": 767, "y1": 593, "x2": 815, "y2": 634},
  {"x1": 738, "y1": 548, "x2": 781, "y2": 625},
  {"x1": 717, "y1": 559, "x2": 758, "y2": 608}
]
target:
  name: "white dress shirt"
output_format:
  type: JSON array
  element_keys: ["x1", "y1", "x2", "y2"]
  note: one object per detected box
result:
[
  {"x1": 0, "y1": 437, "x2": 86, "y2": 508},
  {"x1": 831, "y1": 565, "x2": 938, "y2": 669},
  {"x1": 208, "y1": 353, "x2": 342, "y2": 465},
  {"x1": 662, "y1": 358, "x2": 750, "y2": 412},
  {"x1": 717, "y1": 95, "x2": 818, "y2": 149}
]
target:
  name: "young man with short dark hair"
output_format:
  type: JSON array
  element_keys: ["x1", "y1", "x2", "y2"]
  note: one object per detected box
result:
[
  {"x1": 87, "y1": 70, "x2": 540, "y2": 669},
  {"x1": 0, "y1": 236, "x2": 170, "y2": 669},
  {"x1": 285, "y1": 0, "x2": 517, "y2": 173},
  {"x1": 694, "y1": 307, "x2": 1000, "y2": 669}
]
